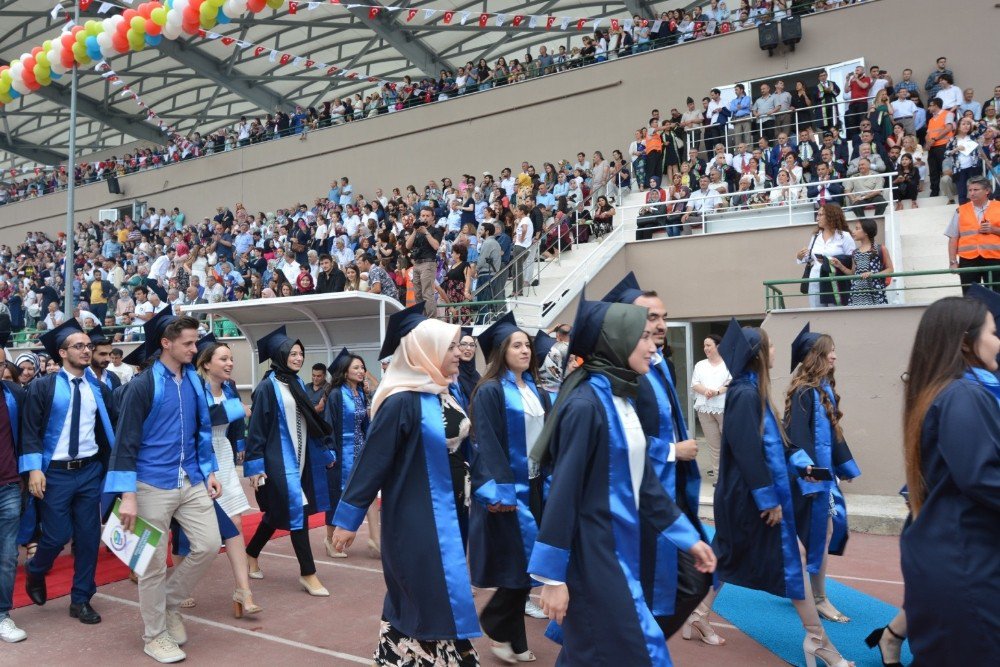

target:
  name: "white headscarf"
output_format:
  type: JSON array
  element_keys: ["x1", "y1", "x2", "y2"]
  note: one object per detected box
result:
[{"x1": 370, "y1": 318, "x2": 460, "y2": 417}]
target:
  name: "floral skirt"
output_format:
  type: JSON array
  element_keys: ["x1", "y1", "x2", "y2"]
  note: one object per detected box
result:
[{"x1": 375, "y1": 620, "x2": 479, "y2": 667}]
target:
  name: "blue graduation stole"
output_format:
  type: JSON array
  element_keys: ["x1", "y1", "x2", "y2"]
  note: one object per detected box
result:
[
  {"x1": 418, "y1": 393, "x2": 481, "y2": 640},
  {"x1": 803, "y1": 385, "x2": 835, "y2": 574},
  {"x1": 588, "y1": 375, "x2": 671, "y2": 666},
  {"x1": 501, "y1": 371, "x2": 542, "y2": 578},
  {"x1": 339, "y1": 384, "x2": 359, "y2": 493},
  {"x1": 966, "y1": 367, "x2": 1000, "y2": 406},
  {"x1": 269, "y1": 374, "x2": 308, "y2": 530}
]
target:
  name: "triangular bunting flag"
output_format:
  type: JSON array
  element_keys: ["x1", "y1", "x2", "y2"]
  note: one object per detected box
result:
[
  {"x1": 221, "y1": 36, "x2": 235, "y2": 45},
  {"x1": 289, "y1": 1, "x2": 298, "y2": 14},
  {"x1": 443, "y1": 11, "x2": 453, "y2": 24},
  {"x1": 528, "y1": 16, "x2": 538, "y2": 29},
  {"x1": 406, "y1": 9, "x2": 417, "y2": 21},
  {"x1": 460, "y1": 11, "x2": 470, "y2": 25},
  {"x1": 611, "y1": 19, "x2": 619, "y2": 31},
  {"x1": 495, "y1": 14, "x2": 506, "y2": 27},
  {"x1": 576, "y1": 19, "x2": 587, "y2": 30},
  {"x1": 279, "y1": 53, "x2": 292, "y2": 65},
  {"x1": 478, "y1": 13, "x2": 489, "y2": 28},
  {"x1": 545, "y1": 16, "x2": 556, "y2": 30},
  {"x1": 423, "y1": 9, "x2": 436, "y2": 20},
  {"x1": 368, "y1": 7, "x2": 379, "y2": 19},
  {"x1": 512, "y1": 15, "x2": 524, "y2": 27},
  {"x1": 560, "y1": 17, "x2": 570, "y2": 30}
]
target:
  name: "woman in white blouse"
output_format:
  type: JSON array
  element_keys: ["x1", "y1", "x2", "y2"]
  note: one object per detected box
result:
[
  {"x1": 796, "y1": 203, "x2": 857, "y2": 308},
  {"x1": 691, "y1": 334, "x2": 731, "y2": 482},
  {"x1": 769, "y1": 169, "x2": 805, "y2": 207}
]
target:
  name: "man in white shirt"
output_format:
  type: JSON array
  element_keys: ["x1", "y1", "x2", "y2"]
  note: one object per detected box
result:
[
  {"x1": 499, "y1": 168, "x2": 516, "y2": 198},
  {"x1": 935, "y1": 73, "x2": 962, "y2": 112},
  {"x1": 731, "y1": 143, "x2": 754, "y2": 174},
  {"x1": 43, "y1": 301, "x2": 66, "y2": 330},
  {"x1": 773, "y1": 80, "x2": 793, "y2": 138},
  {"x1": 892, "y1": 88, "x2": 918, "y2": 136},
  {"x1": 148, "y1": 248, "x2": 173, "y2": 285},
  {"x1": 573, "y1": 152, "x2": 591, "y2": 173},
  {"x1": 512, "y1": 205, "x2": 534, "y2": 296},
  {"x1": 109, "y1": 348, "x2": 135, "y2": 384},
  {"x1": 705, "y1": 88, "x2": 726, "y2": 147},
  {"x1": 204, "y1": 275, "x2": 226, "y2": 304},
  {"x1": 959, "y1": 88, "x2": 982, "y2": 120},
  {"x1": 337, "y1": 177, "x2": 353, "y2": 207},
  {"x1": 278, "y1": 252, "x2": 301, "y2": 287},
  {"x1": 682, "y1": 176, "x2": 721, "y2": 232},
  {"x1": 133, "y1": 287, "x2": 154, "y2": 322}
]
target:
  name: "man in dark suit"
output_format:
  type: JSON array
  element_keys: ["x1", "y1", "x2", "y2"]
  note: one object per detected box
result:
[
  {"x1": 807, "y1": 162, "x2": 846, "y2": 207},
  {"x1": 21, "y1": 319, "x2": 118, "y2": 625},
  {"x1": 0, "y1": 331, "x2": 26, "y2": 641}
]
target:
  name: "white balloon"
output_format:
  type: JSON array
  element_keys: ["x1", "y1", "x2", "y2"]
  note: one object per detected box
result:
[
  {"x1": 10, "y1": 63, "x2": 30, "y2": 95},
  {"x1": 98, "y1": 33, "x2": 116, "y2": 58},
  {"x1": 161, "y1": 21, "x2": 182, "y2": 40}
]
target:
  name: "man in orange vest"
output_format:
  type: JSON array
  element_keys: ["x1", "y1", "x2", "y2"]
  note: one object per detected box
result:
[
  {"x1": 946, "y1": 176, "x2": 1000, "y2": 293},
  {"x1": 924, "y1": 97, "x2": 955, "y2": 198}
]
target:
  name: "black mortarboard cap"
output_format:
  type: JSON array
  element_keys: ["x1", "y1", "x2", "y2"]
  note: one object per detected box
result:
[
  {"x1": 147, "y1": 282, "x2": 167, "y2": 302},
  {"x1": 378, "y1": 302, "x2": 426, "y2": 360},
  {"x1": 331, "y1": 346, "x2": 351, "y2": 373},
  {"x1": 718, "y1": 317, "x2": 761, "y2": 378},
  {"x1": 533, "y1": 330, "x2": 557, "y2": 365},
  {"x1": 968, "y1": 284, "x2": 1000, "y2": 322},
  {"x1": 601, "y1": 271, "x2": 644, "y2": 305},
  {"x1": 460, "y1": 326, "x2": 474, "y2": 339},
  {"x1": 142, "y1": 305, "x2": 178, "y2": 358},
  {"x1": 122, "y1": 344, "x2": 146, "y2": 367},
  {"x1": 0, "y1": 329, "x2": 10, "y2": 349},
  {"x1": 568, "y1": 290, "x2": 613, "y2": 358},
  {"x1": 88, "y1": 324, "x2": 111, "y2": 346},
  {"x1": 256, "y1": 326, "x2": 292, "y2": 365},
  {"x1": 39, "y1": 317, "x2": 85, "y2": 359},
  {"x1": 477, "y1": 311, "x2": 523, "y2": 362},
  {"x1": 790, "y1": 323, "x2": 823, "y2": 373},
  {"x1": 195, "y1": 333, "x2": 217, "y2": 361}
]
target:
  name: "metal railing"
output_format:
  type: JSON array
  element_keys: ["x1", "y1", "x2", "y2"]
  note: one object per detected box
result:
[{"x1": 762, "y1": 266, "x2": 996, "y2": 311}]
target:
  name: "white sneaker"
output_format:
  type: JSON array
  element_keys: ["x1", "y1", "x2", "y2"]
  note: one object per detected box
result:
[
  {"x1": 0, "y1": 617, "x2": 27, "y2": 643},
  {"x1": 524, "y1": 600, "x2": 547, "y2": 619},
  {"x1": 165, "y1": 611, "x2": 187, "y2": 646},
  {"x1": 144, "y1": 632, "x2": 186, "y2": 663}
]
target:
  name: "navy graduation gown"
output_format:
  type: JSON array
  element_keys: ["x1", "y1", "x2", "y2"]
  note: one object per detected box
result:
[
  {"x1": 785, "y1": 383, "x2": 861, "y2": 573},
  {"x1": 528, "y1": 375, "x2": 700, "y2": 667},
  {"x1": 468, "y1": 372, "x2": 550, "y2": 590},
  {"x1": 242, "y1": 375, "x2": 336, "y2": 531},
  {"x1": 712, "y1": 373, "x2": 813, "y2": 600},
  {"x1": 333, "y1": 391, "x2": 481, "y2": 642},
  {"x1": 635, "y1": 357, "x2": 706, "y2": 618},
  {"x1": 322, "y1": 383, "x2": 369, "y2": 515},
  {"x1": 901, "y1": 373, "x2": 1000, "y2": 665}
]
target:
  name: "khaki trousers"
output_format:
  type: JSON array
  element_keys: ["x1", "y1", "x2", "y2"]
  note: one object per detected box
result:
[
  {"x1": 136, "y1": 479, "x2": 221, "y2": 641},
  {"x1": 697, "y1": 410, "x2": 725, "y2": 475}
]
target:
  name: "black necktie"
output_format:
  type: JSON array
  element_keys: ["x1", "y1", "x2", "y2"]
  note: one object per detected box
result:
[{"x1": 69, "y1": 377, "x2": 82, "y2": 459}]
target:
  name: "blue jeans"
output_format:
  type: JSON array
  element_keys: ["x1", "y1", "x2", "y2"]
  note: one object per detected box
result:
[{"x1": 0, "y1": 482, "x2": 21, "y2": 621}]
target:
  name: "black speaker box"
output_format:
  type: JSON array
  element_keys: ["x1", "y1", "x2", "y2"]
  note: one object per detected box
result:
[
  {"x1": 758, "y1": 21, "x2": 780, "y2": 51},
  {"x1": 107, "y1": 174, "x2": 121, "y2": 195},
  {"x1": 781, "y1": 16, "x2": 802, "y2": 45}
]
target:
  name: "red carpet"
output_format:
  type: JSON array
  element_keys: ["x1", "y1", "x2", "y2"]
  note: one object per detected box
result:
[{"x1": 12, "y1": 511, "x2": 326, "y2": 609}]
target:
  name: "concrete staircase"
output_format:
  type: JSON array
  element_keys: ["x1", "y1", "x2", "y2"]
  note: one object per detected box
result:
[{"x1": 896, "y1": 194, "x2": 963, "y2": 303}]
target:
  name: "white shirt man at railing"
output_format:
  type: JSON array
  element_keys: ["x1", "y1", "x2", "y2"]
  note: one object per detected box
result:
[
  {"x1": 682, "y1": 176, "x2": 721, "y2": 233},
  {"x1": 843, "y1": 159, "x2": 888, "y2": 218},
  {"x1": 893, "y1": 88, "x2": 918, "y2": 136},
  {"x1": 752, "y1": 83, "x2": 778, "y2": 142},
  {"x1": 729, "y1": 84, "x2": 753, "y2": 146},
  {"x1": 732, "y1": 143, "x2": 753, "y2": 174}
]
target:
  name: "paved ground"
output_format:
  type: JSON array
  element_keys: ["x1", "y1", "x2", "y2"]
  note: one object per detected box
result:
[{"x1": 3, "y1": 512, "x2": 903, "y2": 667}]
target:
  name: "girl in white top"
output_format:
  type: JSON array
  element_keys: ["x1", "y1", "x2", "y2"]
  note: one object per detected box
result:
[
  {"x1": 796, "y1": 204, "x2": 858, "y2": 308},
  {"x1": 690, "y1": 334, "x2": 731, "y2": 479}
]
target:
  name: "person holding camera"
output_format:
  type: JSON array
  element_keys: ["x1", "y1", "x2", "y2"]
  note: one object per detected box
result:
[{"x1": 405, "y1": 207, "x2": 443, "y2": 317}]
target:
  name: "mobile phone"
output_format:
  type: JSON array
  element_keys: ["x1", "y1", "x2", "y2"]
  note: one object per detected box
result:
[
  {"x1": 804, "y1": 467, "x2": 834, "y2": 481},
  {"x1": 813, "y1": 253, "x2": 826, "y2": 261}
]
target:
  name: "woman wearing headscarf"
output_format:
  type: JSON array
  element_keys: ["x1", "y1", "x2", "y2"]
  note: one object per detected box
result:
[
  {"x1": 785, "y1": 325, "x2": 861, "y2": 625},
  {"x1": 331, "y1": 303, "x2": 480, "y2": 667},
  {"x1": 450, "y1": 327, "x2": 480, "y2": 548},
  {"x1": 526, "y1": 295, "x2": 716, "y2": 666},
  {"x1": 322, "y1": 347, "x2": 376, "y2": 559},
  {"x1": 14, "y1": 352, "x2": 38, "y2": 386},
  {"x1": 468, "y1": 313, "x2": 552, "y2": 664},
  {"x1": 243, "y1": 327, "x2": 336, "y2": 597},
  {"x1": 709, "y1": 319, "x2": 854, "y2": 667}
]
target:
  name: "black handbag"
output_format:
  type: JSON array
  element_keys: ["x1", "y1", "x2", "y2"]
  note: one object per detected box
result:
[{"x1": 800, "y1": 233, "x2": 818, "y2": 294}]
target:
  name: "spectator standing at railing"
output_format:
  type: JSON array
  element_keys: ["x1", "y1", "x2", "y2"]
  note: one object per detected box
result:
[
  {"x1": 729, "y1": 83, "x2": 754, "y2": 145},
  {"x1": 892, "y1": 88, "x2": 919, "y2": 137},
  {"x1": 628, "y1": 129, "x2": 647, "y2": 192},
  {"x1": 845, "y1": 65, "x2": 872, "y2": 139},
  {"x1": 829, "y1": 217, "x2": 893, "y2": 305},
  {"x1": 681, "y1": 98, "x2": 705, "y2": 152},
  {"x1": 945, "y1": 176, "x2": 1000, "y2": 293},
  {"x1": 797, "y1": 203, "x2": 857, "y2": 308},
  {"x1": 752, "y1": 83, "x2": 778, "y2": 142},
  {"x1": 644, "y1": 120, "x2": 665, "y2": 190},
  {"x1": 946, "y1": 116, "x2": 987, "y2": 205},
  {"x1": 924, "y1": 97, "x2": 956, "y2": 198},
  {"x1": 774, "y1": 80, "x2": 794, "y2": 139},
  {"x1": 706, "y1": 89, "x2": 727, "y2": 148}
]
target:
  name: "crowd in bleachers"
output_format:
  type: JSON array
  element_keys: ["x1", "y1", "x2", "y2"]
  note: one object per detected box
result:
[{"x1": 0, "y1": 0, "x2": 875, "y2": 206}]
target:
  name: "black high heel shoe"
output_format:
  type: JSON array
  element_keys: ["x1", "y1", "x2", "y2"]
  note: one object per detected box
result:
[{"x1": 864, "y1": 625, "x2": 905, "y2": 667}]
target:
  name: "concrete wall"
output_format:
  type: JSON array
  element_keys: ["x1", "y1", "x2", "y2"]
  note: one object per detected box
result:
[{"x1": 3, "y1": 0, "x2": 996, "y2": 245}]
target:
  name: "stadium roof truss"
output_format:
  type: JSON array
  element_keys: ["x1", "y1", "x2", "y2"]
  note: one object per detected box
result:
[{"x1": 0, "y1": 1, "x2": 689, "y2": 172}]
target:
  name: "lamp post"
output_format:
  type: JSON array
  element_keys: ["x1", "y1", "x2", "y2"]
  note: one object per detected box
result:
[{"x1": 63, "y1": 0, "x2": 80, "y2": 317}]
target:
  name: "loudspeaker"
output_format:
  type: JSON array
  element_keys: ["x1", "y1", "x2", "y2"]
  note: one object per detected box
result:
[
  {"x1": 758, "y1": 21, "x2": 779, "y2": 52},
  {"x1": 106, "y1": 174, "x2": 121, "y2": 195},
  {"x1": 781, "y1": 16, "x2": 802, "y2": 49}
]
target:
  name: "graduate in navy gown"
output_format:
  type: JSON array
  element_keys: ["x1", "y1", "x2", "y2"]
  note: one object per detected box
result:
[
  {"x1": 785, "y1": 325, "x2": 861, "y2": 625},
  {"x1": 601, "y1": 273, "x2": 713, "y2": 643},
  {"x1": 20, "y1": 319, "x2": 117, "y2": 624},
  {"x1": 900, "y1": 296, "x2": 1000, "y2": 666},
  {"x1": 87, "y1": 325, "x2": 122, "y2": 391},
  {"x1": 322, "y1": 347, "x2": 378, "y2": 559},
  {"x1": 454, "y1": 327, "x2": 481, "y2": 409},
  {"x1": 450, "y1": 327, "x2": 479, "y2": 548},
  {"x1": 468, "y1": 312, "x2": 551, "y2": 663},
  {"x1": 331, "y1": 303, "x2": 481, "y2": 667},
  {"x1": 527, "y1": 295, "x2": 716, "y2": 667},
  {"x1": 709, "y1": 318, "x2": 853, "y2": 667},
  {"x1": 243, "y1": 327, "x2": 336, "y2": 597}
]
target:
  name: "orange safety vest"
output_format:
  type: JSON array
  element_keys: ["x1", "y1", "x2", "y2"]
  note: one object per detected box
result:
[
  {"x1": 957, "y1": 200, "x2": 1000, "y2": 260},
  {"x1": 927, "y1": 111, "x2": 953, "y2": 147}
]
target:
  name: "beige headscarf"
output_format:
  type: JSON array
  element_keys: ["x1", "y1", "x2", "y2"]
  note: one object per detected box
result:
[{"x1": 371, "y1": 318, "x2": 460, "y2": 416}]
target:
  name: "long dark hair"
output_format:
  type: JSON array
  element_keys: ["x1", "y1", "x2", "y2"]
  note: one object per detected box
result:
[
  {"x1": 746, "y1": 328, "x2": 789, "y2": 445},
  {"x1": 329, "y1": 353, "x2": 365, "y2": 389},
  {"x1": 471, "y1": 331, "x2": 539, "y2": 405},
  {"x1": 784, "y1": 334, "x2": 843, "y2": 441},
  {"x1": 904, "y1": 297, "x2": 989, "y2": 515}
]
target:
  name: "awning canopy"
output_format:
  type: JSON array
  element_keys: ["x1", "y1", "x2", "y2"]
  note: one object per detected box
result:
[{"x1": 182, "y1": 292, "x2": 403, "y2": 384}]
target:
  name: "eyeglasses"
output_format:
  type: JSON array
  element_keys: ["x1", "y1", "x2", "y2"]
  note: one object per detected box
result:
[
  {"x1": 458, "y1": 342, "x2": 477, "y2": 349},
  {"x1": 65, "y1": 343, "x2": 96, "y2": 352}
]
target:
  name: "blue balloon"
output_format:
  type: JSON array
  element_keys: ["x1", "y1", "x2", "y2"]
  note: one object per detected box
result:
[
  {"x1": 86, "y1": 35, "x2": 102, "y2": 62},
  {"x1": 10, "y1": 89, "x2": 20, "y2": 99},
  {"x1": 50, "y1": 70, "x2": 62, "y2": 80},
  {"x1": 216, "y1": 8, "x2": 231, "y2": 24},
  {"x1": 144, "y1": 33, "x2": 163, "y2": 47}
]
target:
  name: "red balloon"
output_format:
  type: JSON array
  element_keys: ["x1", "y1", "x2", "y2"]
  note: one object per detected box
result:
[
  {"x1": 61, "y1": 33, "x2": 76, "y2": 51},
  {"x1": 61, "y1": 50, "x2": 75, "y2": 69},
  {"x1": 71, "y1": 25, "x2": 84, "y2": 37},
  {"x1": 23, "y1": 68, "x2": 39, "y2": 91},
  {"x1": 112, "y1": 33, "x2": 129, "y2": 52},
  {"x1": 248, "y1": 0, "x2": 266, "y2": 12},
  {"x1": 122, "y1": 9, "x2": 138, "y2": 22},
  {"x1": 182, "y1": 20, "x2": 200, "y2": 35},
  {"x1": 31, "y1": 46, "x2": 43, "y2": 57},
  {"x1": 146, "y1": 21, "x2": 162, "y2": 36},
  {"x1": 139, "y1": 3, "x2": 155, "y2": 19}
]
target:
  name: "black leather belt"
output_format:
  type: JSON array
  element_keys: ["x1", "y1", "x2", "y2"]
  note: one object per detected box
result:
[{"x1": 48, "y1": 454, "x2": 101, "y2": 471}]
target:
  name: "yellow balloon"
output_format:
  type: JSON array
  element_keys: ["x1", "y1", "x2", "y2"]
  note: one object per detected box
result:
[
  {"x1": 0, "y1": 93, "x2": 13, "y2": 105},
  {"x1": 76, "y1": 30, "x2": 88, "y2": 44},
  {"x1": 131, "y1": 16, "x2": 146, "y2": 33},
  {"x1": 151, "y1": 7, "x2": 167, "y2": 26},
  {"x1": 266, "y1": 0, "x2": 283, "y2": 9}
]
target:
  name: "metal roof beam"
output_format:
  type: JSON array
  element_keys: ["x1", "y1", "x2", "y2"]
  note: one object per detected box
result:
[
  {"x1": 343, "y1": 3, "x2": 455, "y2": 78},
  {"x1": 0, "y1": 134, "x2": 66, "y2": 165},
  {"x1": 623, "y1": 1, "x2": 658, "y2": 17},
  {"x1": 156, "y1": 39, "x2": 285, "y2": 112}
]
